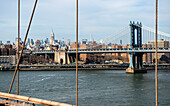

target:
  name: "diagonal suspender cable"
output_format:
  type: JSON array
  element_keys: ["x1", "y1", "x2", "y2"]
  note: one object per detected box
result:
[
  {"x1": 155, "y1": 0, "x2": 158, "y2": 106},
  {"x1": 8, "y1": 0, "x2": 38, "y2": 94},
  {"x1": 17, "y1": 0, "x2": 20, "y2": 96},
  {"x1": 76, "y1": 0, "x2": 78, "y2": 106}
]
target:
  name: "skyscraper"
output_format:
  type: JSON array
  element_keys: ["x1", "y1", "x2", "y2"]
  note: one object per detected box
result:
[
  {"x1": 30, "y1": 39, "x2": 34, "y2": 46},
  {"x1": 6, "y1": 41, "x2": 10, "y2": 44},
  {"x1": 50, "y1": 31, "x2": 55, "y2": 44},
  {"x1": 26, "y1": 38, "x2": 30, "y2": 46},
  {"x1": 40, "y1": 40, "x2": 43, "y2": 45},
  {"x1": 44, "y1": 38, "x2": 49, "y2": 44}
]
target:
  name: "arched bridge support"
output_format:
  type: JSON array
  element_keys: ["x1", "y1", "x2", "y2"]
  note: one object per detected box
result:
[{"x1": 54, "y1": 51, "x2": 70, "y2": 64}]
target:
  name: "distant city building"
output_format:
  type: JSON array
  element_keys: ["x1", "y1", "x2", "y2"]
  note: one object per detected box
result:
[
  {"x1": 54, "y1": 40, "x2": 60, "y2": 45},
  {"x1": 100, "y1": 40, "x2": 104, "y2": 44},
  {"x1": 120, "y1": 40, "x2": 122, "y2": 44},
  {"x1": 81, "y1": 39, "x2": 87, "y2": 44},
  {"x1": 0, "y1": 41, "x2": 2, "y2": 44},
  {"x1": 90, "y1": 33, "x2": 94, "y2": 43},
  {"x1": 15, "y1": 38, "x2": 23, "y2": 51},
  {"x1": 44, "y1": 38, "x2": 49, "y2": 44},
  {"x1": 31, "y1": 39, "x2": 34, "y2": 46},
  {"x1": 65, "y1": 39, "x2": 71, "y2": 46},
  {"x1": 40, "y1": 40, "x2": 43, "y2": 45},
  {"x1": 26, "y1": 38, "x2": 31, "y2": 46},
  {"x1": 15, "y1": 38, "x2": 21, "y2": 42},
  {"x1": 35, "y1": 40, "x2": 41, "y2": 47},
  {"x1": 6, "y1": 41, "x2": 10, "y2": 44},
  {"x1": 50, "y1": 31, "x2": 55, "y2": 44},
  {"x1": 26, "y1": 44, "x2": 32, "y2": 50},
  {"x1": 61, "y1": 41, "x2": 65, "y2": 47}
]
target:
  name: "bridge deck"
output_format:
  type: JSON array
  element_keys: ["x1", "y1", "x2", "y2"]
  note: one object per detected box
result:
[
  {"x1": 0, "y1": 99, "x2": 32, "y2": 106},
  {"x1": 0, "y1": 92, "x2": 73, "y2": 106}
]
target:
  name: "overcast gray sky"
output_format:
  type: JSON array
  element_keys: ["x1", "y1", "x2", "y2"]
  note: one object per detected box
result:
[{"x1": 0, "y1": 0, "x2": 170, "y2": 43}]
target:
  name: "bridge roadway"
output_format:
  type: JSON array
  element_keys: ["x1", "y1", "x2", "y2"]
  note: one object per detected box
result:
[
  {"x1": 67, "y1": 47, "x2": 170, "y2": 54},
  {"x1": 24, "y1": 47, "x2": 170, "y2": 54}
]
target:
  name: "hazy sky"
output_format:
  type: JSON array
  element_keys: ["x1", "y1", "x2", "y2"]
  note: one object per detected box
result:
[{"x1": 0, "y1": 0, "x2": 170, "y2": 43}]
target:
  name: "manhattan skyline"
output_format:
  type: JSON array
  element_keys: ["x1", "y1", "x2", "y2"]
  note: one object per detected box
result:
[{"x1": 0, "y1": 0, "x2": 170, "y2": 43}]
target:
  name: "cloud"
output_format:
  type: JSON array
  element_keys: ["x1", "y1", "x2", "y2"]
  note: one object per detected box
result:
[{"x1": 0, "y1": 0, "x2": 170, "y2": 43}]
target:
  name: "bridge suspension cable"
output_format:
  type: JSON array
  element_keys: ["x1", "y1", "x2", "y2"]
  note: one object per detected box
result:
[
  {"x1": 142, "y1": 25, "x2": 170, "y2": 44},
  {"x1": 82, "y1": 27, "x2": 129, "y2": 49},
  {"x1": 106, "y1": 25, "x2": 129, "y2": 40},
  {"x1": 17, "y1": 0, "x2": 20, "y2": 96},
  {"x1": 107, "y1": 29, "x2": 129, "y2": 45},
  {"x1": 76, "y1": 0, "x2": 79, "y2": 106},
  {"x1": 143, "y1": 25, "x2": 170, "y2": 38},
  {"x1": 106, "y1": 25, "x2": 129, "y2": 43},
  {"x1": 8, "y1": 0, "x2": 38, "y2": 94},
  {"x1": 155, "y1": 0, "x2": 158, "y2": 106}
]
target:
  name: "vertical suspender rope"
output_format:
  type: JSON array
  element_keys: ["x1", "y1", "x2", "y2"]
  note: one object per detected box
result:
[
  {"x1": 8, "y1": 0, "x2": 38, "y2": 94},
  {"x1": 76, "y1": 0, "x2": 78, "y2": 106},
  {"x1": 155, "y1": 0, "x2": 158, "y2": 106},
  {"x1": 17, "y1": 0, "x2": 20, "y2": 95}
]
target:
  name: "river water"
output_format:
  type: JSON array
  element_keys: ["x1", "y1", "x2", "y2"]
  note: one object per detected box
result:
[{"x1": 0, "y1": 70, "x2": 170, "y2": 106}]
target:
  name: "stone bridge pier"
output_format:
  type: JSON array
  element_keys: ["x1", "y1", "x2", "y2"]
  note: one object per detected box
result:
[{"x1": 54, "y1": 51, "x2": 70, "y2": 64}]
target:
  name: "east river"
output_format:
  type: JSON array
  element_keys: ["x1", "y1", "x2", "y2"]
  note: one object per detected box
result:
[{"x1": 0, "y1": 70, "x2": 170, "y2": 106}]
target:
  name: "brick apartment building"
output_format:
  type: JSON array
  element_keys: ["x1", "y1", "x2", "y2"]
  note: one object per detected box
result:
[
  {"x1": 0, "y1": 44, "x2": 16, "y2": 65},
  {"x1": 148, "y1": 39, "x2": 170, "y2": 63}
]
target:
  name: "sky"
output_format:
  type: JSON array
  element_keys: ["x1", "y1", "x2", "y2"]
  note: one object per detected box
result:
[{"x1": 0, "y1": 0, "x2": 170, "y2": 43}]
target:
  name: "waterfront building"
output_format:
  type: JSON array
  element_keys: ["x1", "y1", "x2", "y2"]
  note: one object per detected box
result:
[
  {"x1": 0, "y1": 45, "x2": 16, "y2": 56},
  {"x1": 148, "y1": 39, "x2": 170, "y2": 63},
  {"x1": 142, "y1": 44, "x2": 148, "y2": 63},
  {"x1": 142, "y1": 43, "x2": 153, "y2": 64},
  {"x1": 79, "y1": 44, "x2": 90, "y2": 62},
  {"x1": 0, "y1": 55, "x2": 16, "y2": 65},
  {"x1": 21, "y1": 54, "x2": 47, "y2": 64},
  {"x1": 70, "y1": 42, "x2": 79, "y2": 49},
  {"x1": 121, "y1": 44, "x2": 130, "y2": 63},
  {"x1": 4, "y1": 44, "x2": 12, "y2": 49},
  {"x1": 0, "y1": 48, "x2": 8, "y2": 55},
  {"x1": 79, "y1": 43, "x2": 102, "y2": 63},
  {"x1": 111, "y1": 44, "x2": 122, "y2": 57},
  {"x1": 0, "y1": 44, "x2": 5, "y2": 48}
]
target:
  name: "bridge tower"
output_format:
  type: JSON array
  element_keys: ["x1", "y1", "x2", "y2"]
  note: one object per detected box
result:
[{"x1": 126, "y1": 21, "x2": 147, "y2": 73}]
